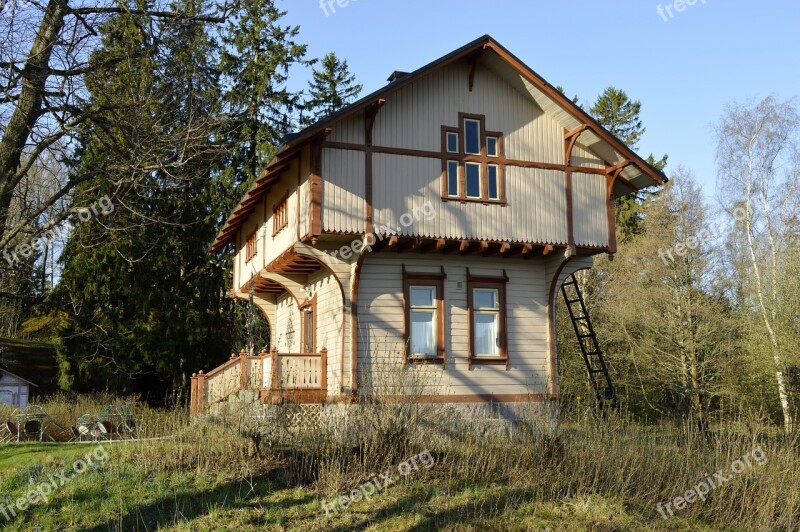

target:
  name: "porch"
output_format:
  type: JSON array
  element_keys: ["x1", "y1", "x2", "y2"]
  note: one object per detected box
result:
[{"x1": 190, "y1": 348, "x2": 328, "y2": 414}]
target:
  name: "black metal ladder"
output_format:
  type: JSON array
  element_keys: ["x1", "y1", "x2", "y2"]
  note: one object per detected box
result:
[{"x1": 561, "y1": 274, "x2": 618, "y2": 413}]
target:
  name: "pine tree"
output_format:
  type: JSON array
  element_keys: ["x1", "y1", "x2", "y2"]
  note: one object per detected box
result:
[{"x1": 302, "y1": 52, "x2": 362, "y2": 125}]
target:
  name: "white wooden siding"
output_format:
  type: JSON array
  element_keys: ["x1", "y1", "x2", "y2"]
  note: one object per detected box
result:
[
  {"x1": 572, "y1": 172, "x2": 609, "y2": 247},
  {"x1": 356, "y1": 255, "x2": 550, "y2": 397},
  {"x1": 572, "y1": 142, "x2": 605, "y2": 169},
  {"x1": 264, "y1": 165, "x2": 300, "y2": 266},
  {"x1": 307, "y1": 268, "x2": 344, "y2": 395},
  {"x1": 234, "y1": 159, "x2": 309, "y2": 288},
  {"x1": 0, "y1": 371, "x2": 31, "y2": 407},
  {"x1": 373, "y1": 63, "x2": 563, "y2": 164},
  {"x1": 298, "y1": 146, "x2": 311, "y2": 237},
  {"x1": 372, "y1": 154, "x2": 568, "y2": 244},
  {"x1": 328, "y1": 113, "x2": 365, "y2": 145},
  {"x1": 322, "y1": 148, "x2": 365, "y2": 234},
  {"x1": 275, "y1": 292, "x2": 300, "y2": 353}
]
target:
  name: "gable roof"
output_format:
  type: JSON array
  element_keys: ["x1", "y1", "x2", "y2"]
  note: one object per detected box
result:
[
  {"x1": 0, "y1": 367, "x2": 38, "y2": 387},
  {"x1": 211, "y1": 35, "x2": 666, "y2": 252}
]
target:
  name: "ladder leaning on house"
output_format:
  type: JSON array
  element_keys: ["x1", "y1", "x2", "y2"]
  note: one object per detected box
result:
[{"x1": 561, "y1": 274, "x2": 619, "y2": 414}]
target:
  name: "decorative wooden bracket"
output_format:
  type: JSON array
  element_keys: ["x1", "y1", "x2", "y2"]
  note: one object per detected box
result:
[
  {"x1": 564, "y1": 124, "x2": 590, "y2": 166},
  {"x1": 467, "y1": 45, "x2": 490, "y2": 92},
  {"x1": 605, "y1": 160, "x2": 633, "y2": 199},
  {"x1": 365, "y1": 99, "x2": 385, "y2": 146}
]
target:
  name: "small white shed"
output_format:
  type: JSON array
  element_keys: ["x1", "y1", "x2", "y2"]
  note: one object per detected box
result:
[{"x1": 0, "y1": 368, "x2": 37, "y2": 408}]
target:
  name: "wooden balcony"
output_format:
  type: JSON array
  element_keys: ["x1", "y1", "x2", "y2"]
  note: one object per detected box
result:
[{"x1": 190, "y1": 348, "x2": 328, "y2": 414}]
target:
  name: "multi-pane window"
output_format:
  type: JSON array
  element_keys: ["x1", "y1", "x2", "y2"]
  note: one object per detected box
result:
[
  {"x1": 403, "y1": 272, "x2": 445, "y2": 363},
  {"x1": 245, "y1": 230, "x2": 258, "y2": 263},
  {"x1": 273, "y1": 192, "x2": 289, "y2": 236},
  {"x1": 441, "y1": 114, "x2": 505, "y2": 203},
  {"x1": 468, "y1": 276, "x2": 508, "y2": 367}
]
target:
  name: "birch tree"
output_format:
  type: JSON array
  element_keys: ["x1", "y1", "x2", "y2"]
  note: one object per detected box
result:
[{"x1": 715, "y1": 96, "x2": 800, "y2": 433}]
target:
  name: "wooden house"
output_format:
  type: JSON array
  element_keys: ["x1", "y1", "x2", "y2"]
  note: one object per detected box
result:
[
  {"x1": 190, "y1": 36, "x2": 665, "y2": 415},
  {"x1": 0, "y1": 367, "x2": 37, "y2": 408}
]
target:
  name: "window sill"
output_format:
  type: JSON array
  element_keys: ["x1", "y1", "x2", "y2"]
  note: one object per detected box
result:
[
  {"x1": 441, "y1": 196, "x2": 506, "y2": 206},
  {"x1": 468, "y1": 357, "x2": 509, "y2": 369},
  {"x1": 406, "y1": 356, "x2": 445, "y2": 365},
  {"x1": 272, "y1": 224, "x2": 288, "y2": 238}
]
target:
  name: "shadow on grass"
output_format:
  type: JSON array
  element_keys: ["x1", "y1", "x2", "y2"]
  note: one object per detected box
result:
[
  {"x1": 80, "y1": 473, "x2": 313, "y2": 531},
  {"x1": 317, "y1": 485, "x2": 535, "y2": 532}
]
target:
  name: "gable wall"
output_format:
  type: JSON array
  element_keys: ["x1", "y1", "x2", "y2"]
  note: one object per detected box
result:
[{"x1": 320, "y1": 62, "x2": 610, "y2": 247}]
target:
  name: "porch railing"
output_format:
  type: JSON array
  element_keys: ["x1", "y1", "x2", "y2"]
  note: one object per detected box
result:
[{"x1": 190, "y1": 347, "x2": 327, "y2": 414}]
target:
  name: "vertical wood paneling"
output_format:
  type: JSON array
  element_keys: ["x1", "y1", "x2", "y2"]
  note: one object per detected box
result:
[
  {"x1": 373, "y1": 63, "x2": 563, "y2": 165},
  {"x1": 372, "y1": 154, "x2": 568, "y2": 245},
  {"x1": 298, "y1": 146, "x2": 311, "y2": 238},
  {"x1": 322, "y1": 148, "x2": 365, "y2": 233},
  {"x1": 328, "y1": 114, "x2": 365, "y2": 144},
  {"x1": 307, "y1": 268, "x2": 344, "y2": 394},
  {"x1": 572, "y1": 172, "x2": 609, "y2": 247},
  {"x1": 275, "y1": 292, "x2": 300, "y2": 353}
]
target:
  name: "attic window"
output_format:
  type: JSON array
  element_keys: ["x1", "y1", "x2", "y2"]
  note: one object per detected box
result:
[{"x1": 440, "y1": 113, "x2": 506, "y2": 204}]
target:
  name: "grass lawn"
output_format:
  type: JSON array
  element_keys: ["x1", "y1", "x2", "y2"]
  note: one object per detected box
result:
[{"x1": 0, "y1": 439, "x2": 742, "y2": 531}]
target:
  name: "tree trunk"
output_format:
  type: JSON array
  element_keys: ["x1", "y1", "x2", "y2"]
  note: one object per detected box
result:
[{"x1": 0, "y1": 0, "x2": 68, "y2": 244}]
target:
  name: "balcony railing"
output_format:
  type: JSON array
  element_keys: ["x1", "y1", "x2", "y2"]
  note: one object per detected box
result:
[{"x1": 190, "y1": 347, "x2": 327, "y2": 414}]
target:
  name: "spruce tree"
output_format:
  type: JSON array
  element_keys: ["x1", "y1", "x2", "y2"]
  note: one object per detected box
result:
[
  {"x1": 54, "y1": 0, "x2": 233, "y2": 403},
  {"x1": 302, "y1": 52, "x2": 362, "y2": 125}
]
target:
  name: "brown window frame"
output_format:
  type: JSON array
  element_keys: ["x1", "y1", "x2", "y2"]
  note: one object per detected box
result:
[
  {"x1": 272, "y1": 191, "x2": 289, "y2": 236},
  {"x1": 467, "y1": 271, "x2": 509, "y2": 369},
  {"x1": 299, "y1": 294, "x2": 317, "y2": 354},
  {"x1": 440, "y1": 113, "x2": 506, "y2": 205},
  {"x1": 402, "y1": 267, "x2": 446, "y2": 365},
  {"x1": 245, "y1": 229, "x2": 258, "y2": 263}
]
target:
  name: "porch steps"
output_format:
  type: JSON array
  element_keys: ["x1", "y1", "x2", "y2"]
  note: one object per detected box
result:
[{"x1": 560, "y1": 274, "x2": 619, "y2": 414}]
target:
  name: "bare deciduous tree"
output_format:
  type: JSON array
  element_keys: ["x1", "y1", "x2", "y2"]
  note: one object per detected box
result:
[
  {"x1": 716, "y1": 96, "x2": 800, "y2": 433},
  {"x1": 0, "y1": 0, "x2": 227, "y2": 260}
]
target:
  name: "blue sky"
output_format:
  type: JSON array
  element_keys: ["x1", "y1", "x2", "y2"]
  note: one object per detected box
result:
[{"x1": 281, "y1": 0, "x2": 800, "y2": 201}]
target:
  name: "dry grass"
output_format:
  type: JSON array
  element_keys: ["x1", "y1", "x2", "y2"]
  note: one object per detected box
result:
[{"x1": 0, "y1": 393, "x2": 798, "y2": 530}]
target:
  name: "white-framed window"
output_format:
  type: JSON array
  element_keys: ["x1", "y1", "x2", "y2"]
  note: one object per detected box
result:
[
  {"x1": 409, "y1": 286, "x2": 437, "y2": 356},
  {"x1": 464, "y1": 118, "x2": 481, "y2": 155},
  {"x1": 465, "y1": 162, "x2": 482, "y2": 198},
  {"x1": 468, "y1": 276, "x2": 507, "y2": 367},
  {"x1": 473, "y1": 288, "x2": 500, "y2": 356},
  {"x1": 440, "y1": 114, "x2": 505, "y2": 203},
  {"x1": 446, "y1": 132, "x2": 459, "y2": 153},
  {"x1": 488, "y1": 165, "x2": 500, "y2": 200},
  {"x1": 447, "y1": 160, "x2": 459, "y2": 197},
  {"x1": 404, "y1": 273, "x2": 445, "y2": 364},
  {"x1": 487, "y1": 136, "x2": 499, "y2": 157}
]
